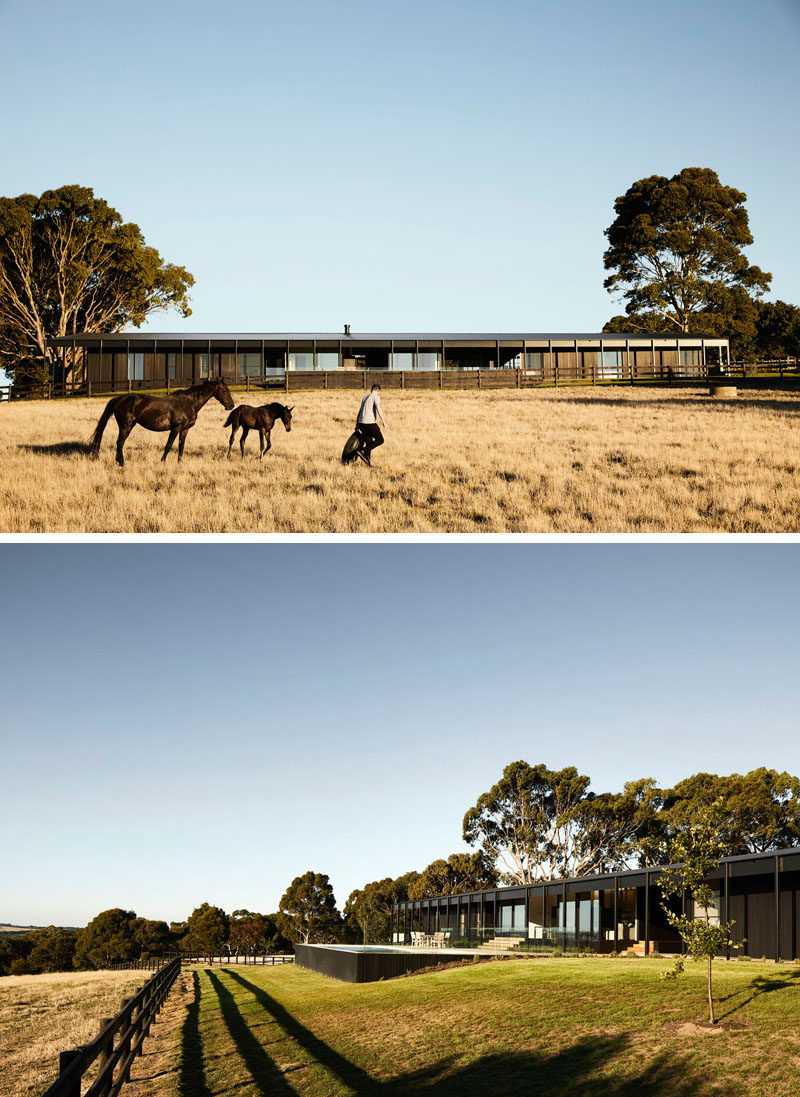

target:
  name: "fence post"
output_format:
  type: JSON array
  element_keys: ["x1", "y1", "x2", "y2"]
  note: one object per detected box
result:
[
  {"x1": 96, "y1": 1018, "x2": 114, "y2": 1097},
  {"x1": 117, "y1": 999, "x2": 133, "y2": 1084},
  {"x1": 57, "y1": 1049, "x2": 83, "y2": 1097}
]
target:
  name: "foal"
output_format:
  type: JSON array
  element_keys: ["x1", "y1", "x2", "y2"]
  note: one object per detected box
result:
[{"x1": 224, "y1": 402, "x2": 293, "y2": 459}]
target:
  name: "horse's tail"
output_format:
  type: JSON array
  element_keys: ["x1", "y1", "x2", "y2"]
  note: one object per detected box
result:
[
  {"x1": 89, "y1": 397, "x2": 119, "y2": 457},
  {"x1": 223, "y1": 408, "x2": 237, "y2": 428}
]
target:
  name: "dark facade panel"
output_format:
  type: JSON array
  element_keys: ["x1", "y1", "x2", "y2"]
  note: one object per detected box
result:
[{"x1": 294, "y1": 944, "x2": 463, "y2": 983}]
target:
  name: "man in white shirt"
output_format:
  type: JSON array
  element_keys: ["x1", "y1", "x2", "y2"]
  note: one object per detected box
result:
[{"x1": 355, "y1": 384, "x2": 387, "y2": 466}]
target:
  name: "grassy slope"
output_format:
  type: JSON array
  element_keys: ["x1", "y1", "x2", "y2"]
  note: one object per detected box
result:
[
  {"x1": 1, "y1": 388, "x2": 799, "y2": 532},
  {"x1": 0, "y1": 969, "x2": 153, "y2": 1097},
  {"x1": 155, "y1": 957, "x2": 800, "y2": 1097}
]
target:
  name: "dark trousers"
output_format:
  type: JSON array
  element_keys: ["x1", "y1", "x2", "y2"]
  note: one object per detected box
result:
[{"x1": 357, "y1": 423, "x2": 384, "y2": 455}]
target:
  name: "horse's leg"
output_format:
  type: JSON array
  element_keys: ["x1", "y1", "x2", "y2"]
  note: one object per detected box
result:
[
  {"x1": 177, "y1": 429, "x2": 189, "y2": 460},
  {"x1": 258, "y1": 428, "x2": 266, "y2": 459},
  {"x1": 240, "y1": 426, "x2": 249, "y2": 458},
  {"x1": 227, "y1": 425, "x2": 237, "y2": 457},
  {"x1": 115, "y1": 411, "x2": 135, "y2": 467},
  {"x1": 161, "y1": 429, "x2": 179, "y2": 462},
  {"x1": 264, "y1": 429, "x2": 272, "y2": 455}
]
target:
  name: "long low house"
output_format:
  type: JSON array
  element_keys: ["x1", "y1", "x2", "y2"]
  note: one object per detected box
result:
[
  {"x1": 49, "y1": 330, "x2": 731, "y2": 391},
  {"x1": 391, "y1": 848, "x2": 800, "y2": 960}
]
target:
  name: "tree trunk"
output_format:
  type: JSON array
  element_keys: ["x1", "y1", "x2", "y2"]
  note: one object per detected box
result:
[{"x1": 707, "y1": 955, "x2": 715, "y2": 1024}]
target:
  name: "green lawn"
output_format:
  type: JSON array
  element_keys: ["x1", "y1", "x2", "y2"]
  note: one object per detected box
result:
[{"x1": 163, "y1": 957, "x2": 800, "y2": 1097}]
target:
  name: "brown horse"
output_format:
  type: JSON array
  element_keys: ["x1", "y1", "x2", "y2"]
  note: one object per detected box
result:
[
  {"x1": 224, "y1": 402, "x2": 293, "y2": 459},
  {"x1": 89, "y1": 378, "x2": 235, "y2": 467}
]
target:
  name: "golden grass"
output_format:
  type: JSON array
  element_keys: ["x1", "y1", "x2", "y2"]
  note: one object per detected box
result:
[
  {"x1": 0, "y1": 969, "x2": 152, "y2": 1097},
  {"x1": 1, "y1": 387, "x2": 798, "y2": 532}
]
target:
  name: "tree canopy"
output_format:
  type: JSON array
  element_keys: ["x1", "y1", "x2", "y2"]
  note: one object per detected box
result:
[
  {"x1": 603, "y1": 167, "x2": 771, "y2": 352},
  {"x1": 182, "y1": 903, "x2": 230, "y2": 958},
  {"x1": 460, "y1": 761, "x2": 799, "y2": 885},
  {"x1": 0, "y1": 184, "x2": 193, "y2": 384},
  {"x1": 661, "y1": 768, "x2": 800, "y2": 855},
  {"x1": 462, "y1": 761, "x2": 606, "y2": 882},
  {"x1": 73, "y1": 908, "x2": 140, "y2": 969},
  {"x1": 406, "y1": 852, "x2": 498, "y2": 899},
  {"x1": 276, "y1": 871, "x2": 341, "y2": 944}
]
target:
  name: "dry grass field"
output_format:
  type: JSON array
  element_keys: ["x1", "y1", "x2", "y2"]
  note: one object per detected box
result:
[
  {"x1": 1, "y1": 386, "x2": 798, "y2": 532},
  {"x1": 0, "y1": 969, "x2": 152, "y2": 1097}
]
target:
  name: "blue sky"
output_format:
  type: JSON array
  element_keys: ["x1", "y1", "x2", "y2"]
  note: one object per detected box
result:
[
  {"x1": 1, "y1": 0, "x2": 798, "y2": 346},
  {"x1": 1, "y1": 544, "x2": 798, "y2": 926}
]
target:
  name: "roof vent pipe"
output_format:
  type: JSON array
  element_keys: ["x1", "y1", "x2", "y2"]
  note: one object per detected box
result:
[{"x1": 344, "y1": 323, "x2": 351, "y2": 336}]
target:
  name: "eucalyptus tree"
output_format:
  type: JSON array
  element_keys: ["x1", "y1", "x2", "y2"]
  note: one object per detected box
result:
[
  {"x1": 603, "y1": 167, "x2": 771, "y2": 346},
  {"x1": 0, "y1": 185, "x2": 193, "y2": 385}
]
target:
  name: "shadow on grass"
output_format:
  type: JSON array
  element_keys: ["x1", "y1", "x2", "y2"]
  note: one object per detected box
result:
[
  {"x1": 224, "y1": 968, "x2": 738, "y2": 1097},
  {"x1": 206, "y1": 969, "x2": 297, "y2": 1096},
  {"x1": 553, "y1": 394, "x2": 800, "y2": 414},
  {"x1": 19, "y1": 440, "x2": 93, "y2": 456},
  {"x1": 178, "y1": 970, "x2": 212, "y2": 1097},
  {"x1": 718, "y1": 966, "x2": 800, "y2": 1021}
]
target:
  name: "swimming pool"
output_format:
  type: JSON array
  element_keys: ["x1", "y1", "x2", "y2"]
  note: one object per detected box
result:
[{"x1": 294, "y1": 943, "x2": 463, "y2": 982}]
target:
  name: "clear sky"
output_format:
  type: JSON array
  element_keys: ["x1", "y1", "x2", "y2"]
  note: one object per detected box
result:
[
  {"x1": 1, "y1": 543, "x2": 798, "y2": 927},
  {"x1": 1, "y1": 0, "x2": 798, "y2": 342}
]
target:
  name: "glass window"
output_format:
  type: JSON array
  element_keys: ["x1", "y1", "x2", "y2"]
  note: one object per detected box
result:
[
  {"x1": 525, "y1": 351, "x2": 545, "y2": 377},
  {"x1": 416, "y1": 351, "x2": 440, "y2": 371},
  {"x1": 127, "y1": 352, "x2": 144, "y2": 381},
  {"x1": 240, "y1": 352, "x2": 262, "y2": 377},
  {"x1": 528, "y1": 893, "x2": 545, "y2": 938},
  {"x1": 289, "y1": 352, "x2": 314, "y2": 371},
  {"x1": 391, "y1": 352, "x2": 413, "y2": 371},
  {"x1": 502, "y1": 353, "x2": 522, "y2": 369},
  {"x1": 167, "y1": 353, "x2": 177, "y2": 380},
  {"x1": 617, "y1": 887, "x2": 638, "y2": 941},
  {"x1": 576, "y1": 890, "x2": 600, "y2": 937},
  {"x1": 680, "y1": 348, "x2": 701, "y2": 367},
  {"x1": 599, "y1": 350, "x2": 623, "y2": 378},
  {"x1": 317, "y1": 352, "x2": 338, "y2": 370},
  {"x1": 197, "y1": 353, "x2": 212, "y2": 378}
]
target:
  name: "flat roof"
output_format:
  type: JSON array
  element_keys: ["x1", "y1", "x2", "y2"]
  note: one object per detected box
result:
[{"x1": 51, "y1": 330, "x2": 729, "y2": 345}]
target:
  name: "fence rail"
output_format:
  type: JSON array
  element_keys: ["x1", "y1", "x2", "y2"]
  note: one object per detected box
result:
[
  {"x1": 180, "y1": 953, "x2": 294, "y2": 966},
  {"x1": 41, "y1": 955, "x2": 181, "y2": 1097},
  {"x1": 3, "y1": 359, "x2": 799, "y2": 402}
]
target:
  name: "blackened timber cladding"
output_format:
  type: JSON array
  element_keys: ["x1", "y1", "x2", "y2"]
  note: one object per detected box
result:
[{"x1": 392, "y1": 849, "x2": 800, "y2": 961}]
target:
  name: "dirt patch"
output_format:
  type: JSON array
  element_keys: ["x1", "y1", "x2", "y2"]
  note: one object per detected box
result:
[
  {"x1": 124, "y1": 970, "x2": 196, "y2": 1096},
  {"x1": 663, "y1": 1018, "x2": 755, "y2": 1037}
]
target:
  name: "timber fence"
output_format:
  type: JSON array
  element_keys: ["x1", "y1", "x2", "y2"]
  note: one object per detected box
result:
[
  {"x1": 3, "y1": 359, "x2": 799, "y2": 402},
  {"x1": 40, "y1": 955, "x2": 181, "y2": 1097},
  {"x1": 180, "y1": 952, "x2": 295, "y2": 965}
]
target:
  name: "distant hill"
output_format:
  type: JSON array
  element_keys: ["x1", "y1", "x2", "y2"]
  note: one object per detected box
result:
[{"x1": 1, "y1": 924, "x2": 81, "y2": 934}]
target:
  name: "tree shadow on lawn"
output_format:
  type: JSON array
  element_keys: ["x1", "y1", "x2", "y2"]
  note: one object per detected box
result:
[
  {"x1": 19, "y1": 440, "x2": 93, "y2": 456},
  {"x1": 718, "y1": 966, "x2": 800, "y2": 1021},
  {"x1": 223, "y1": 968, "x2": 738, "y2": 1097}
]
